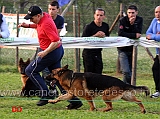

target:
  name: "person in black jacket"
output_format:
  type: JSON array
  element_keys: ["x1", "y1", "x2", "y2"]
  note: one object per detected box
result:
[
  {"x1": 117, "y1": 5, "x2": 143, "y2": 84},
  {"x1": 82, "y1": 8, "x2": 110, "y2": 74}
]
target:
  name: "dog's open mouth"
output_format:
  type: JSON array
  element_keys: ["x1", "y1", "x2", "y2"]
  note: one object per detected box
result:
[
  {"x1": 50, "y1": 80, "x2": 57, "y2": 87},
  {"x1": 44, "y1": 73, "x2": 57, "y2": 87}
]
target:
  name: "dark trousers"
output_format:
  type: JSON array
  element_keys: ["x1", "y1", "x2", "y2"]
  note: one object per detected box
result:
[
  {"x1": 36, "y1": 47, "x2": 82, "y2": 104},
  {"x1": 82, "y1": 49, "x2": 103, "y2": 74},
  {"x1": 25, "y1": 46, "x2": 64, "y2": 97},
  {"x1": 152, "y1": 55, "x2": 160, "y2": 92}
]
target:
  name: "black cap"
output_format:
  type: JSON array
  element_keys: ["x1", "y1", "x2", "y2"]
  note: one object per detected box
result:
[
  {"x1": 24, "y1": 6, "x2": 42, "y2": 20},
  {"x1": 128, "y1": 5, "x2": 137, "y2": 11}
]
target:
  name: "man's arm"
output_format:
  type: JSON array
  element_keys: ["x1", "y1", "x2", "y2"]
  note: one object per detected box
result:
[
  {"x1": 118, "y1": 17, "x2": 141, "y2": 39},
  {"x1": 118, "y1": 17, "x2": 135, "y2": 38},
  {"x1": 82, "y1": 24, "x2": 105, "y2": 38},
  {"x1": 146, "y1": 18, "x2": 160, "y2": 41},
  {"x1": 18, "y1": 22, "x2": 37, "y2": 28},
  {"x1": 82, "y1": 25, "x2": 90, "y2": 37},
  {"x1": 56, "y1": 15, "x2": 64, "y2": 34},
  {"x1": 131, "y1": 16, "x2": 143, "y2": 35},
  {"x1": 37, "y1": 40, "x2": 61, "y2": 58}
]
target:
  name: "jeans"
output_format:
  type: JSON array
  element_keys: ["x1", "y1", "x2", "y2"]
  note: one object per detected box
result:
[{"x1": 118, "y1": 49, "x2": 132, "y2": 84}]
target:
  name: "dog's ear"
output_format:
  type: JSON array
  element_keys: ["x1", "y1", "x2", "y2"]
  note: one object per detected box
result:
[
  {"x1": 26, "y1": 58, "x2": 30, "y2": 63},
  {"x1": 19, "y1": 58, "x2": 23, "y2": 63},
  {"x1": 44, "y1": 74, "x2": 53, "y2": 80},
  {"x1": 63, "y1": 65, "x2": 68, "y2": 69},
  {"x1": 51, "y1": 69, "x2": 58, "y2": 75}
]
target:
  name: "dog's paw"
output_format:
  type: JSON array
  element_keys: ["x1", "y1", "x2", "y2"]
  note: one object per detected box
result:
[
  {"x1": 98, "y1": 107, "x2": 112, "y2": 112},
  {"x1": 48, "y1": 99, "x2": 57, "y2": 103},
  {"x1": 89, "y1": 107, "x2": 96, "y2": 111}
]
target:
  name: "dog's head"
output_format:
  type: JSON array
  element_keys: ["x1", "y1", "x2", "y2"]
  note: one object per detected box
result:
[
  {"x1": 46, "y1": 65, "x2": 73, "y2": 81},
  {"x1": 18, "y1": 58, "x2": 30, "y2": 74}
]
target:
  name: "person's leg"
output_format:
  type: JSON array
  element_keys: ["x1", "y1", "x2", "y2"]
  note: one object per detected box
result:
[
  {"x1": 118, "y1": 50, "x2": 131, "y2": 84},
  {"x1": 33, "y1": 48, "x2": 53, "y2": 95},
  {"x1": 25, "y1": 57, "x2": 51, "y2": 106},
  {"x1": 66, "y1": 97, "x2": 83, "y2": 109},
  {"x1": 151, "y1": 55, "x2": 160, "y2": 97},
  {"x1": 45, "y1": 46, "x2": 64, "y2": 97},
  {"x1": 25, "y1": 46, "x2": 64, "y2": 106},
  {"x1": 94, "y1": 52, "x2": 103, "y2": 74},
  {"x1": 25, "y1": 57, "x2": 49, "y2": 97},
  {"x1": 152, "y1": 55, "x2": 160, "y2": 91},
  {"x1": 82, "y1": 49, "x2": 94, "y2": 72},
  {"x1": 38, "y1": 46, "x2": 57, "y2": 97},
  {"x1": 42, "y1": 67, "x2": 59, "y2": 98},
  {"x1": 128, "y1": 52, "x2": 133, "y2": 73},
  {"x1": 48, "y1": 46, "x2": 83, "y2": 109},
  {"x1": 42, "y1": 68, "x2": 50, "y2": 78}
]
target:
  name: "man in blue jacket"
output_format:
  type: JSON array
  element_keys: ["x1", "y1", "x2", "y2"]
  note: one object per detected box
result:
[
  {"x1": 0, "y1": 13, "x2": 10, "y2": 38},
  {"x1": 146, "y1": 5, "x2": 160, "y2": 98}
]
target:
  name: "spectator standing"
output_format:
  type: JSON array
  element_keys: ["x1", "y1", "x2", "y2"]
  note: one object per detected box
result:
[
  {"x1": 48, "y1": 0, "x2": 64, "y2": 34},
  {"x1": 0, "y1": 13, "x2": 10, "y2": 97},
  {"x1": 82, "y1": 8, "x2": 110, "y2": 74},
  {"x1": 146, "y1": 5, "x2": 160, "y2": 98},
  {"x1": 0, "y1": 13, "x2": 10, "y2": 38},
  {"x1": 117, "y1": 5, "x2": 143, "y2": 84}
]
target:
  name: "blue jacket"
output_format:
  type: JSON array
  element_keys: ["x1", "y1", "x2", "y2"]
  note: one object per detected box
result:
[
  {"x1": 0, "y1": 14, "x2": 10, "y2": 38},
  {"x1": 146, "y1": 18, "x2": 160, "y2": 54}
]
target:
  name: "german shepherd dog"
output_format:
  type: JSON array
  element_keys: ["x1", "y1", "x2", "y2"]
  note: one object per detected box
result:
[
  {"x1": 18, "y1": 58, "x2": 39, "y2": 97},
  {"x1": 47, "y1": 65, "x2": 150, "y2": 113}
]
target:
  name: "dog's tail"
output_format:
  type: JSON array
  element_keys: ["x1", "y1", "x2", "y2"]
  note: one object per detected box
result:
[{"x1": 125, "y1": 85, "x2": 150, "y2": 96}]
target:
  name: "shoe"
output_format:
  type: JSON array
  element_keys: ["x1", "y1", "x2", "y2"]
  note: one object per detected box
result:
[
  {"x1": 150, "y1": 92, "x2": 160, "y2": 98},
  {"x1": 37, "y1": 97, "x2": 51, "y2": 106},
  {"x1": 66, "y1": 103, "x2": 83, "y2": 110}
]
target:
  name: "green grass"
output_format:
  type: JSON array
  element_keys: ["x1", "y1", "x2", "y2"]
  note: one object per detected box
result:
[{"x1": 0, "y1": 46, "x2": 160, "y2": 118}]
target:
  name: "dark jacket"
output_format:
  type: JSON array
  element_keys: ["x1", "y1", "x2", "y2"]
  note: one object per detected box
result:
[
  {"x1": 118, "y1": 15, "x2": 143, "y2": 52},
  {"x1": 82, "y1": 21, "x2": 109, "y2": 53}
]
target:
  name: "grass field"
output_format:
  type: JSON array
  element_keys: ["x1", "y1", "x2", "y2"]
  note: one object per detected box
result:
[{"x1": 0, "y1": 46, "x2": 160, "y2": 119}]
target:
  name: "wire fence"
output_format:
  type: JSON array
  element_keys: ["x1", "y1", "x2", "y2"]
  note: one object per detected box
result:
[
  {"x1": 0, "y1": 46, "x2": 156, "y2": 75},
  {"x1": 0, "y1": 2, "x2": 159, "y2": 74}
]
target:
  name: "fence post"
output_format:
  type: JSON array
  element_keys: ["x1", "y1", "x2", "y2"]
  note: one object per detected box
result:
[
  {"x1": 116, "y1": 3, "x2": 124, "y2": 74},
  {"x1": 15, "y1": 46, "x2": 19, "y2": 67},
  {"x1": 16, "y1": 11, "x2": 19, "y2": 37},
  {"x1": 131, "y1": 45, "x2": 138, "y2": 86},
  {"x1": 73, "y1": 0, "x2": 80, "y2": 72},
  {"x1": 2, "y1": 6, "x2": 5, "y2": 13}
]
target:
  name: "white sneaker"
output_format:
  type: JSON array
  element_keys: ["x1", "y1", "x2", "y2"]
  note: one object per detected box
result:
[{"x1": 150, "y1": 92, "x2": 160, "y2": 98}]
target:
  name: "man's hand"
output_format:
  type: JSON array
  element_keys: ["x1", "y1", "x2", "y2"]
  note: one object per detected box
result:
[
  {"x1": 18, "y1": 22, "x2": 29, "y2": 28},
  {"x1": 136, "y1": 33, "x2": 141, "y2": 38},
  {"x1": 93, "y1": 31, "x2": 105, "y2": 38},
  {"x1": 129, "y1": 17, "x2": 136, "y2": 25},
  {"x1": 146, "y1": 35, "x2": 151, "y2": 40},
  {"x1": 157, "y1": 32, "x2": 160, "y2": 34},
  {"x1": 37, "y1": 51, "x2": 47, "y2": 58}
]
